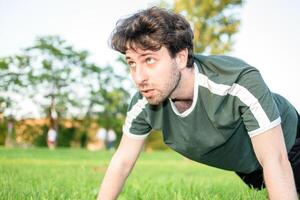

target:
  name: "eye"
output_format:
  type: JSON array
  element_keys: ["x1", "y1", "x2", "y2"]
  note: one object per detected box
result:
[
  {"x1": 127, "y1": 61, "x2": 136, "y2": 68},
  {"x1": 145, "y1": 57, "x2": 155, "y2": 64}
]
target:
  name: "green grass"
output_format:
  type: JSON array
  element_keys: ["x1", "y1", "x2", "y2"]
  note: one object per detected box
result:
[{"x1": 0, "y1": 147, "x2": 268, "y2": 200}]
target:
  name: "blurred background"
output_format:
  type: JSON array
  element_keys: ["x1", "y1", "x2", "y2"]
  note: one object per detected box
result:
[{"x1": 0, "y1": 0, "x2": 299, "y2": 150}]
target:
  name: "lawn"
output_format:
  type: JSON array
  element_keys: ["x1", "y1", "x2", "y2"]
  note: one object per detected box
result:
[{"x1": 0, "y1": 147, "x2": 268, "y2": 200}]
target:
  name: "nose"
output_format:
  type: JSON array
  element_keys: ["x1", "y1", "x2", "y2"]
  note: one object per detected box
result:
[{"x1": 133, "y1": 65, "x2": 148, "y2": 85}]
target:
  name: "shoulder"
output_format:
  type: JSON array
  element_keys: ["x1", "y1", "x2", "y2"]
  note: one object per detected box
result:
[
  {"x1": 194, "y1": 54, "x2": 257, "y2": 72},
  {"x1": 194, "y1": 54, "x2": 248, "y2": 65},
  {"x1": 194, "y1": 54, "x2": 260, "y2": 84}
]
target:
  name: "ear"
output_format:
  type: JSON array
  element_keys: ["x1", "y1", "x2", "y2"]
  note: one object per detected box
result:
[{"x1": 175, "y1": 48, "x2": 188, "y2": 70}]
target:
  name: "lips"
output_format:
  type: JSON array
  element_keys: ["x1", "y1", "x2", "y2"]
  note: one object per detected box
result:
[{"x1": 141, "y1": 89, "x2": 154, "y2": 98}]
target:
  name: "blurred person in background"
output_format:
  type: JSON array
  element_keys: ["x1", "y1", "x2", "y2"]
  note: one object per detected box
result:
[{"x1": 47, "y1": 128, "x2": 57, "y2": 149}]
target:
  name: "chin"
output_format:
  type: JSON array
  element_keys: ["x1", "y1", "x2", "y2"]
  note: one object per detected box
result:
[
  {"x1": 146, "y1": 99, "x2": 161, "y2": 105},
  {"x1": 145, "y1": 96, "x2": 166, "y2": 105}
]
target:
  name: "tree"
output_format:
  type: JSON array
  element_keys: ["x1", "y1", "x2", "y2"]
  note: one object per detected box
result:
[
  {"x1": 1, "y1": 35, "x2": 132, "y2": 148},
  {"x1": 82, "y1": 60, "x2": 131, "y2": 149},
  {"x1": 0, "y1": 55, "x2": 31, "y2": 147},
  {"x1": 163, "y1": 0, "x2": 244, "y2": 54},
  {"x1": 24, "y1": 35, "x2": 90, "y2": 139}
]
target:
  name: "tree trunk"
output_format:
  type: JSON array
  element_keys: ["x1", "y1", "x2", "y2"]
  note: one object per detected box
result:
[
  {"x1": 47, "y1": 95, "x2": 58, "y2": 149},
  {"x1": 49, "y1": 95, "x2": 58, "y2": 131},
  {"x1": 5, "y1": 117, "x2": 14, "y2": 147}
]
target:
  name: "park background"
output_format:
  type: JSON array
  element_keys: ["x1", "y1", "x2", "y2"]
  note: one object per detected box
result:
[{"x1": 0, "y1": 0, "x2": 299, "y2": 199}]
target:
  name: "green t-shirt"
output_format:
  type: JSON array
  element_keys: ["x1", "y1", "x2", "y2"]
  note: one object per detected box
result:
[{"x1": 123, "y1": 54, "x2": 298, "y2": 173}]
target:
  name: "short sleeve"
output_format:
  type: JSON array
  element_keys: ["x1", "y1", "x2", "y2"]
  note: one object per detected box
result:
[
  {"x1": 122, "y1": 93, "x2": 152, "y2": 139},
  {"x1": 230, "y1": 70, "x2": 281, "y2": 137}
]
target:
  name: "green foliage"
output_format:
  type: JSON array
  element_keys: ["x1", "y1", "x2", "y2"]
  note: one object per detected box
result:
[
  {"x1": 25, "y1": 35, "x2": 90, "y2": 119},
  {"x1": 0, "y1": 58, "x2": 9, "y2": 70},
  {"x1": 83, "y1": 56, "x2": 131, "y2": 148},
  {"x1": 0, "y1": 35, "x2": 131, "y2": 147},
  {"x1": 56, "y1": 126, "x2": 76, "y2": 147},
  {"x1": 24, "y1": 35, "x2": 130, "y2": 146},
  {"x1": 0, "y1": 56, "x2": 30, "y2": 87},
  {"x1": 14, "y1": 120, "x2": 44, "y2": 145},
  {"x1": 0, "y1": 55, "x2": 31, "y2": 140},
  {"x1": 0, "y1": 120, "x2": 6, "y2": 145},
  {"x1": 163, "y1": 0, "x2": 244, "y2": 54},
  {"x1": 0, "y1": 148, "x2": 268, "y2": 199},
  {"x1": 32, "y1": 126, "x2": 48, "y2": 147}
]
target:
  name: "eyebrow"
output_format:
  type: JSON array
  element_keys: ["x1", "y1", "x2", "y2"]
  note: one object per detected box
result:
[
  {"x1": 140, "y1": 52, "x2": 156, "y2": 57},
  {"x1": 125, "y1": 52, "x2": 157, "y2": 61}
]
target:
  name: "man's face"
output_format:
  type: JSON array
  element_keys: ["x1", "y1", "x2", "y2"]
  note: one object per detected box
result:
[{"x1": 125, "y1": 46, "x2": 181, "y2": 105}]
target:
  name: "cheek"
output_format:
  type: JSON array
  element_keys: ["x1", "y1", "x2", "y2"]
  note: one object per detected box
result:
[
  {"x1": 153, "y1": 63, "x2": 170, "y2": 77},
  {"x1": 129, "y1": 72, "x2": 138, "y2": 84}
]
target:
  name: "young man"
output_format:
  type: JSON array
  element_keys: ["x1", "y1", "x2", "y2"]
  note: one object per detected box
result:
[{"x1": 98, "y1": 7, "x2": 300, "y2": 200}]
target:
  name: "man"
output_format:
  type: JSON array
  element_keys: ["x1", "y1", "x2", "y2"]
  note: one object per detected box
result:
[
  {"x1": 98, "y1": 7, "x2": 299, "y2": 200},
  {"x1": 47, "y1": 128, "x2": 57, "y2": 149},
  {"x1": 107, "y1": 129, "x2": 117, "y2": 150}
]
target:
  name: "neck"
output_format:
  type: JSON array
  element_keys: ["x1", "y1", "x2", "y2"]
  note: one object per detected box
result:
[{"x1": 170, "y1": 67, "x2": 195, "y2": 102}]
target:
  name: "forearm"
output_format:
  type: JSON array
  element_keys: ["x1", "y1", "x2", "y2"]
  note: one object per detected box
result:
[
  {"x1": 97, "y1": 155, "x2": 133, "y2": 200},
  {"x1": 263, "y1": 157, "x2": 297, "y2": 200},
  {"x1": 97, "y1": 134, "x2": 145, "y2": 200}
]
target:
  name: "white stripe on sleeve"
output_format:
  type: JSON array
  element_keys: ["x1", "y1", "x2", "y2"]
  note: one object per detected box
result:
[
  {"x1": 198, "y1": 73, "x2": 275, "y2": 136},
  {"x1": 122, "y1": 97, "x2": 149, "y2": 139}
]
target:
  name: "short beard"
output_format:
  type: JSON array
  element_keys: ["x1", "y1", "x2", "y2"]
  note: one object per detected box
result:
[{"x1": 146, "y1": 67, "x2": 181, "y2": 105}]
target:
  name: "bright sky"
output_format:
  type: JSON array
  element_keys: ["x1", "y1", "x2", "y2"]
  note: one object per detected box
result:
[{"x1": 1, "y1": 0, "x2": 300, "y2": 112}]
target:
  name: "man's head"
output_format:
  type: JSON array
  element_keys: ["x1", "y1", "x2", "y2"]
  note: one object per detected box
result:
[
  {"x1": 110, "y1": 7, "x2": 194, "y2": 105},
  {"x1": 110, "y1": 6, "x2": 194, "y2": 68}
]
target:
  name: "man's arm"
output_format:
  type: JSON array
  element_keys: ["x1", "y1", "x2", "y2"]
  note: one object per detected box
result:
[
  {"x1": 251, "y1": 124, "x2": 297, "y2": 200},
  {"x1": 97, "y1": 133, "x2": 146, "y2": 200}
]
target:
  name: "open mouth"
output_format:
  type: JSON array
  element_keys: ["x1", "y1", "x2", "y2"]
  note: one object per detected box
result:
[{"x1": 141, "y1": 89, "x2": 154, "y2": 98}]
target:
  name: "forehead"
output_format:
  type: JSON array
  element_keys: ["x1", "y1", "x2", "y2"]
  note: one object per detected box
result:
[
  {"x1": 125, "y1": 48, "x2": 153, "y2": 56},
  {"x1": 125, "y1": 46, "x2": 168, "y2": 59},
  {"x1": 124, "y1": 39, "x2": 161, "y2": 54}
]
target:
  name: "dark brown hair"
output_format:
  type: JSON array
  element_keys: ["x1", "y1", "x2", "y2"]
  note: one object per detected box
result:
[{"x1": 110, "y1": 7, "x2": 194, "y2": 68}]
